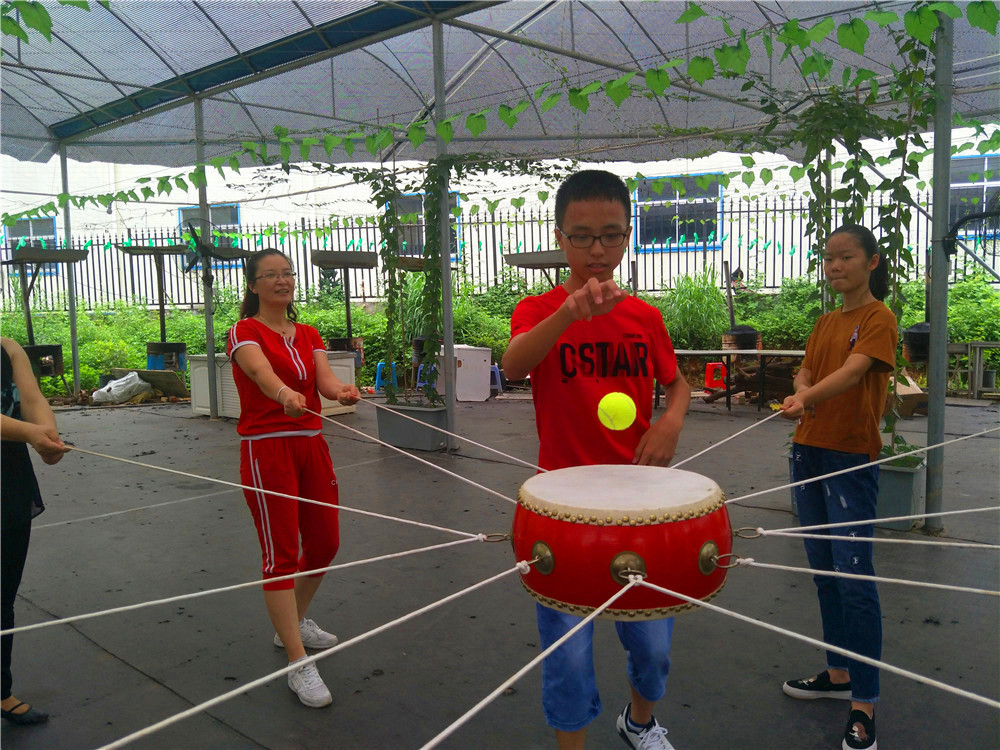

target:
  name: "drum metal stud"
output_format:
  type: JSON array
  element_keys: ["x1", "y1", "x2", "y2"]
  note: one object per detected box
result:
[
  {"x1": 531, "y1": 541, "x2": 555, "y2": 575},
  {"x1": 609, "y1": 551, "x2": 646, "y2": 584},
  {"x1": 698, "y1": 540, "x2": 719, "y2": 575}
]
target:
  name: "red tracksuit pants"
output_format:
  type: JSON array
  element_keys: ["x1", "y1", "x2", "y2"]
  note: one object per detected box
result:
[{"x1": 240, "y1": 433, "x2": 340, "y2": 591}]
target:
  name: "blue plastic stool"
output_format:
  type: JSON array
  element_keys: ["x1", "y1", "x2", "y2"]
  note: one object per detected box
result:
[
  {"x1": 375, "y1": 361, "x2": 397, "y2": 391},
  {"x1": 489, "y1": 364, "x2": 503, "y2": 394}
]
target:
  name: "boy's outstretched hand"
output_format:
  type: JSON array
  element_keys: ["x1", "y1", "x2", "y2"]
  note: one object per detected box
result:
[{"x1": 562, "y1": 278, "x2": 628, "y2": 322}]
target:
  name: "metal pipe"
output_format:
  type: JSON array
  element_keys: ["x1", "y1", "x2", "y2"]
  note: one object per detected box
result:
[
  {"x1": 925, "y1": 13, "x2": 954, "y2": 532},
  {"x1": 195, "y1": 97, "x2": 219, "y2": 419},
  {"x1": 434, "y1": 19, "x2": 457, "y2": 451},
  {"x1": 59, "y1": 145, "x2": 80, "y2": 394}
]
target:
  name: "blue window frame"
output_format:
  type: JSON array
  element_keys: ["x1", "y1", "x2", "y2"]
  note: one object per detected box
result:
[
  {"x1": 634, "y1": 174, "x2": 724, "y2": 253},
  {"x1": 5, "y1": 217, "x2": 59, "y2": 275},
  {"x1": 177, "y1": 203, "x2": 243, "y2": 270},
  {"x1": 950, "y1": 154, "x2": 999, "y2": 243}
]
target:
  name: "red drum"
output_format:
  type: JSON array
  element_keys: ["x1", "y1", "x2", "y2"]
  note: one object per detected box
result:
[{"x1": 511, "y1": 465, "x2": 731, "y2": 620}]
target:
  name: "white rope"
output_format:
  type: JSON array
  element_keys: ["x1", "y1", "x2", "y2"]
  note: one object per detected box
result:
[
  {"x1": 1, "y1": 537, "x2": 482, "y2": 637},
  {"x1": 757, "y1": 528, "x2": 1000, "y2": 550},
  {"x1": 765, "y1": 506, "x2": 1000, "y2": 534},
  {"x1": 68, "y1": 446, "x2": 479, "y2": 539},
  {"x1": 96, "y1": 562, "x2": 528, "y2": 750},
  {"x1": 307, "y1": 409, "x2": 519, "y2": 505},
  {"x1": 32, "y1": 487, "x2": 237, "y2": 529},
  {"x1": 419, "y1": 579, "x2": 640, "y2": 750},
  {"x1": 673, "y1": 410, "x2": 782, "y2": 468},
  {"x1": 635, "y1": 578, "x2": 1000, "y2": 710},
  {"x1": 731, "y1": 557, "x2": 999, "y2": 596},
  {"x1": 354, "y1": 399, "x2": 546, "y2": 472},
  {"x1": 727, "y1": 426, "x2": 1000, "y2": 504},
  {"x1": 33, "y1": 453, "x2": 410, "y2": 530}
]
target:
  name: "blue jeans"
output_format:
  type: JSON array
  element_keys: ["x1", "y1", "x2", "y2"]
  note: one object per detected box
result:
[
  {"x1": 790, "y1": 443, "x2": 881, "y2": 702},
  {"x1": 536, "y1": 603, "x2": 674, "y2": 732}
]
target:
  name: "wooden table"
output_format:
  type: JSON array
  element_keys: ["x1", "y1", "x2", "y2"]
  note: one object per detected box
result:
[
  {"x1": 969, "y1": 341, "x2": 1000, "y2": 399},
  {"x1": 667, "y1": 349, "x2": 806, "y2": 411}
]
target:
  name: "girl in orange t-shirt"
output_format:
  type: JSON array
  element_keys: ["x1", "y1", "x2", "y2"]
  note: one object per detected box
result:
[{"x1": 778, "y1": 224, "x2": 897, "y2": 750}]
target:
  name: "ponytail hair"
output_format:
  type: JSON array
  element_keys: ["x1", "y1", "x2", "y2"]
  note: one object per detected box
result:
[
  {"x1": 239, "y1": 248, "x2": 299, "y2": 321},
  {"x1": 830, "y1": 224, "x2": 889, "y2": 301}
]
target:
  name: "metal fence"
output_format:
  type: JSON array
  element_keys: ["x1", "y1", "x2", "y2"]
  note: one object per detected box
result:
[{"x1": 3, "y1": 193, "x2": 997, "y2": 312}]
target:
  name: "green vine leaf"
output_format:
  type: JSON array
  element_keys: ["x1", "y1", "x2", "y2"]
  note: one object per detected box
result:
[
  {"x1": 406, "y1": 124, "x2": 426, "y2": 150},
  {"x1": 436, "y1": 119, "x2": 454, "y2": 144},
  {"x1": 676, "y1": 2, "x2": 708, "y2": 24},
  {"x1": 762, "y1": 31, "x2": 773, "y2": 58},
  {"x1": 540, "y1": 92, "x2": 562, "y2": 113},
  {"x1": 644, "y1": 67, "x2": 671, "y2": 96},
  {"x1": 806, "y1": 17, "x2": 835, "y2": 44},
  {"x1": 510, "y1": 197, "x2": 526, "y2": 209},
  {"x1": 11, "y1": 1, "x2": 53, "y2": 41},
  {"x1": 801, "y1": 51, "x2": 833, "y2": 79},
  {"x1": 497, "y1": 102, "x2": 528, "y2": 129},
  {"x1": 864, "y1": 10, "x2": 898, "y2": 27},
  {"x1": 605, "y1": 72, "x2": 635, "y2": 107},
  {"x1": 760, "y1": 168, "x2": 774, "y2": 185},
  {"x1": 365, "y1": 134, "x2": 379, "y2": 156},
  {"x1": 537, "y1": 190, "x2": 549, "y2": 203},
  {"x1": 279, "y1": 141, "x2": 291, "y2": 164},
  {"x1": 789, "y1": 165, "x2": 807, "y2": 181},
  {"x1": 1, "y1": 16, "x2": 30, "y2": 43},
  {"x1": 741, "y1": 172, "x2": 755, "y2": 188},
  {"x1": 141, "y1": 186, "x2": 154, "y2": 200},
  {"x1": 228, "y1": 155, "x2": 240, "y2": 173},
  {"x1": 156, "y1": 176, "x2": 172, "y2": 196},
  {"x1": 967, "y1": 1, "x2": 999, "y2": 33},
  {"x1": 465, "y1": 111, "x2": 488, "y2": 137},
  {"x1": 343, "y1": 137, "x2": 355, "y2": 157},
  {"x1": 173, "y1": 176, "x2": 188, "y2": 192},
  {"x1": 740, "y1": 155, "x2": 755, "y2": 168},
  {"x1": 903, "y1": 7, "x2": 939, "y2": 45},
  {"x1": 567, "y1": 87, "x2": 591, "y2": 113},
  {"x1": 534, "y1": 82, "x2": 553, "y2": 99},
  {"x1": 687, "y1": 56, "x2": 715, "y2": 85},
  {"x1": 485, "y1": 198, "x2": 502, "y2": 213},
  {"x1": 837, "y1": 18, "x2": 870, "y2": 55},
  {"x1": 323, "y1": 134, "x2": 342, "y2": 155},
  {"x1": 299, "y1": 137, "x2": 318, "y2": 160},
  {"x1": 714, "y1": 31, "x2": 751, "y2": 75},
  {"x1": 927, "y1": 2, "x2": 963, "y2": 20}
]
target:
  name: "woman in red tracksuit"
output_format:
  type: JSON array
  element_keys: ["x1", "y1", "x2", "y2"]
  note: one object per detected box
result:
[{"x1": 227, "y1": 248, "x2": 360, "y2": 708}]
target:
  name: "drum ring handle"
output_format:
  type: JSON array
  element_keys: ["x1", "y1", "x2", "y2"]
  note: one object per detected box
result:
[
  {"x1": 610, "y1": 551, "x2": 646, "y2": 585},
  {"x1": 481, "y1": 532, "x2": 511, "y2": 543},
  {"x1": 712, "y1": 553, "x2": 743, "y2": 569},
  {"x1": 531, "y1": 541, "x2": 555, "y2": 575},
  {"x1": 734, "y1": 527, "x2": 762, "y2": 539}
]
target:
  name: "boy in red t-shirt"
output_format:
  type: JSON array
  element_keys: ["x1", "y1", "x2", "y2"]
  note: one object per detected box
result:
[{"x1": 503, "y1": 170, "x2": 689, "y2": 750}]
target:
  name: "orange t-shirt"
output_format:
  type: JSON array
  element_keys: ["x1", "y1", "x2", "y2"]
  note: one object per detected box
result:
[{"x1": 793, "y1": 301, "x2": 897, "y2": 461}]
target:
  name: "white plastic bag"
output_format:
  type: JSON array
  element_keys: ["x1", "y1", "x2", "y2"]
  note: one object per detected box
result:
[{"x1": 92, "y1": 371, "x2": 153, "y2": 404}]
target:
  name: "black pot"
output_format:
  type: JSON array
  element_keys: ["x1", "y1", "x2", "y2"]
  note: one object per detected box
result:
[
  {"x1": 724, "y1": 325, "x2": 760, "y2": 351},
  {"x1": 902, "y1": 322, "x2": 930, "y2": 363}
]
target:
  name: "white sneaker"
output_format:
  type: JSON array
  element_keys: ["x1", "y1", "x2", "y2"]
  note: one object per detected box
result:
[
  {"x1": 616, "y1": 703, "x2": 675, "y2": 750},
  {"x1": 287, "y1": 657, "x2": 332, "y2": 708},
  {"x1": 274, "y1": 618, "x2": 340, "y2": 649}
]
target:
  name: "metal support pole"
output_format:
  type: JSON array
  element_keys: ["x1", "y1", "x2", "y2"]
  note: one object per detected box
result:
[
  {"x1": 59, "y1": 145, "x2": 80, "y2": 394},
  {"x1": 433, "y1": 19, "x2": 457, "y2": 450},
  {"x1": 195, "y1": 97, "x2": 219, "y2": 418},
  {"x1": 925, "y1": 13, "x2": 953, "y2": 532}
]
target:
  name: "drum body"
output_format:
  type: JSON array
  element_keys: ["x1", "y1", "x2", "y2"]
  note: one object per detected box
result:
[{"x1": 511, "y1": 465, "x2": 731, "y2": 620}]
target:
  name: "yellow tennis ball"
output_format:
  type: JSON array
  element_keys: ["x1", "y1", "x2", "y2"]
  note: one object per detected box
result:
[{"x1": 597, "y1": 392, "x2": 637, "y2": 431}]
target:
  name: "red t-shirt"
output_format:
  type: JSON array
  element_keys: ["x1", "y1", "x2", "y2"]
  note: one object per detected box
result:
[
  {"x1": 510, "y1": 287, "x2": 678, "y2": 470},
  {"x1": 226, "y1": 318, "x2": 325, "y2": 437}
]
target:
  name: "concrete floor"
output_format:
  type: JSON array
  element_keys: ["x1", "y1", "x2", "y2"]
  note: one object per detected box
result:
[{"x1": 3, "y1": 394, "x2": 998, "y2": 750}]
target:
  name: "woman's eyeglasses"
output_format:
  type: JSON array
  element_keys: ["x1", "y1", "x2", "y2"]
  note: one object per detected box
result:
[{"x1": 254, "y1": 271, "x2": 296, "y2": 281}]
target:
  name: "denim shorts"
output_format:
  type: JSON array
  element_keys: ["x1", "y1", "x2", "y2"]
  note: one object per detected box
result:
[{"x1": 535, "y1": 603, "x2": 673, "y2": 732}]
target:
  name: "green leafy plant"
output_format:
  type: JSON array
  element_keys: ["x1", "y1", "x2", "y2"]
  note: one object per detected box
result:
[{"x1": 655, "y1": 268, "x2": 729, "y2": 350}]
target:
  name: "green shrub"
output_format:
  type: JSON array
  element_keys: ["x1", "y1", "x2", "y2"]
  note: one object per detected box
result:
[
  {"x1": 735, "y1": 276, "x2": 822, "y2": 349},
  {"x1": 657, "y1": 269, "x2": 729, "y2": 350}
]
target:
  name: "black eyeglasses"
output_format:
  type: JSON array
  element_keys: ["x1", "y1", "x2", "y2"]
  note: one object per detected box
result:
[
  {"x1": 254, "y1": 270, "x2": 296, "y2": 281},
  {"x1": 556, "y1": 227, "x2": 629, "y2": 249}
]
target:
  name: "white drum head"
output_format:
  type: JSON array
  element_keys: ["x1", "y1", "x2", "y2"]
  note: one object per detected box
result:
[{"x1": 518, "y1": 465, "x2": 723, "y2": 525}]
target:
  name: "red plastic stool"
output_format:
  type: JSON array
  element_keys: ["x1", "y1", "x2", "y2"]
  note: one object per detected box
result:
[{"x1": 705, "y1": 362, "x2": 727, "y2": 389}]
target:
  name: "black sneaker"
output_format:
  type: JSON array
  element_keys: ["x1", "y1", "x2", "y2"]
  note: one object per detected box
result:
[
  {"x1": 842, "y1": 708, "x2": 876, "y2": 750},
  {"x1": 782, "y1": 670, "x2": 852, "y2": 700}
]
